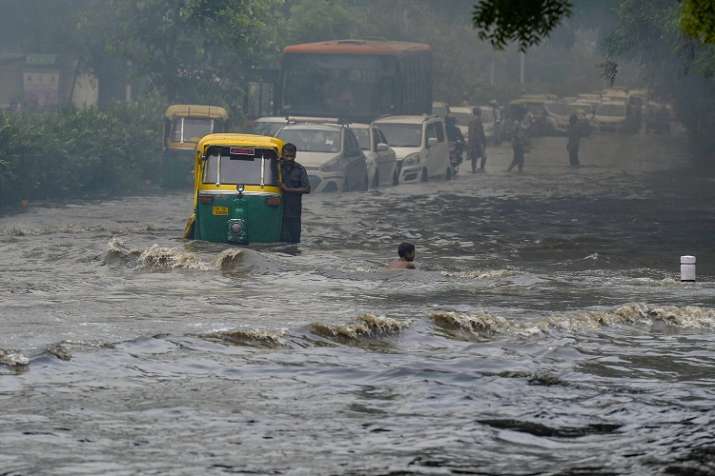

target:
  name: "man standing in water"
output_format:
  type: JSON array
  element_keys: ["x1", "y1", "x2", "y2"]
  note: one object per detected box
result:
[
  {"x1": 566, "y1": 113, "x2": 582, "y2": 167},
  {"x1": 388, "y1": 242, "x2": 416, "y2": 269},
  {"x1": 468, "y1": 107, "x2": 487, "y2": 173},
  {"x1": 507, "y1": 118, "x2": 527, "y2": 172},
  {"x1": 280, "y1": 143, "x2": 310, "y2": 243}
]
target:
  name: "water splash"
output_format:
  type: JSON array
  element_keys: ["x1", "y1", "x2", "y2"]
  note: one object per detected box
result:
[
  {"x1": 0, "y1": 349, "x2": 30, "y2": 367},
  {"x1": 310, "y1": 314, "x2": 409, "y2": 341},
  {"x1": 104, "y1": 238, "x2": 245, "y2": 273},
  {"x1": 433, "y1": 303, "x2": 715, "y2": 340},
  {"x1": 136, "y1": 244, "x2": 210, "y2": 272},
  {"x1": 203, "y1": 328, "x2": 287, "y2": 348}
]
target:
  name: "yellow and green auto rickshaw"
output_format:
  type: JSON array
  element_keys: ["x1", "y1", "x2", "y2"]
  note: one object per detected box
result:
[
  {"x1": 184, "y1": 133, "x2": 285, "y2": 245},
  {"x1": 162, "y1": 104, "x2": 229, "y2": 187}
]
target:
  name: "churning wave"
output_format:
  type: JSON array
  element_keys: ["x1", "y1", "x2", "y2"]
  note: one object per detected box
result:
[
  {"x1": 202, "y1": 328, "x2": 288, "y2": 348},
  {"x1": 309, "y1": 314, "x2": 409, "y2": 342},
  {"x1": 104, "y1": 238, "x2": 246, "y2": 272},
  {"x1": 432, "y1": 303, "x2": 715, "y2": 339},
  {"x1": 0, "y1": 348, "x2": 30, "y2": 368}
]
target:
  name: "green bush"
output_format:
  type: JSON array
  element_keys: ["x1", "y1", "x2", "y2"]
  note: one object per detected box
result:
[{"x1": 0, "y1": 101, "x2": 163, "y2": 208}]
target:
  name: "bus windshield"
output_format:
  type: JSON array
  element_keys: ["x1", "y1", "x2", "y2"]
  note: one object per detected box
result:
[{"x1": 282, "y1": 54, "x2": 398, "y2": 118}]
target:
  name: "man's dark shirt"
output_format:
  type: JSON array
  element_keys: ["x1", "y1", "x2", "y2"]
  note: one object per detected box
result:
[
  {"x1": 468, "y1": 117, "x2": 486, "y2": 152},
  {"x1": 281, "y1": 160, "x2": 310, "y2": 218}
]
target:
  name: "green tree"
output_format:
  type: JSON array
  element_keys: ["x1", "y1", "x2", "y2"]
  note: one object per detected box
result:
[
  {"x1": 472, "y1": 0, "x2": 573, "y2": 51},
  {"x1": 107, "y1": 0, "x2": 280, "y2": 109}
]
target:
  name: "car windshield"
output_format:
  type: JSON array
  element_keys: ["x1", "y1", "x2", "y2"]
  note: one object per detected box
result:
[
  {"x1": 450, "y1": 112, "x2": 473, "y2": 126},
  {"x1": 253, "y1": 122, "x2": 285, "y2": 136},
  {"x1": 202, "y1": 152, "x2": 277, "y2": 185},
  {"x1": 376, "y1": 123, "x2": 422, "y2": 147},
  {"x1": 597, "y1": 103, "x2": 626, "y2": 117},
  {"x1": 277, "y1": 129, "x2": 341, "y2": 153},
  {"x1": 546, "y1": 103, "x2": 570, "y2": 116},
  {"x1": 172, "y1": 118, "x2": 214, "y2": 143},
  {"x1": 352, "y1": 128, "x2": 370, "y2": 150}
]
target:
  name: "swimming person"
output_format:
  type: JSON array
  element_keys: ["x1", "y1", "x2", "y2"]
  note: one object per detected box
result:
[{"x1": 388, "y1": 242, "x2": 416, "y2": 269}]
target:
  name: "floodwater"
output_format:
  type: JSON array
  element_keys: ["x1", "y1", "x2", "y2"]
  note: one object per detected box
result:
[{"x1": 1, "y1": 132, "x2": 714, "y2": 475}]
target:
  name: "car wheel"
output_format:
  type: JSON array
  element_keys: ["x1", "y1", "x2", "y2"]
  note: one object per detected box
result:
[{"x1": 421, "y1": 168, "x2": 428, "y2": 182}]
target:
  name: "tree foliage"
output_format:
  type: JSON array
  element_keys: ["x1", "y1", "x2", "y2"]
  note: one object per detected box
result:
[
  {"x1": 106, "y1": 0, "x2": 280, "y2": 107},
  {"x1": 472, "y1": 0, "x2": 573, "y2": 51},
  {"x1": 681, "y1": 0, "x2": 715, "y2": 43}
]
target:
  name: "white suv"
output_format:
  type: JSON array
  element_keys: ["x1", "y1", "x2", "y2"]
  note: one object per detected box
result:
[{"x1": 373, "y1": 115, "x2": 451, "y2": 183}]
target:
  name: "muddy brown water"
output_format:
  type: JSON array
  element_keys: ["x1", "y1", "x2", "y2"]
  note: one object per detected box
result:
[{"x1": 1, "y1": 133, "x2": 714, "y2": 475}]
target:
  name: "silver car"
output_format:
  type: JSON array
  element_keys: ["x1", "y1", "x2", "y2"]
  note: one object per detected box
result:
[
  {"x1": 276, "y1": 124, "x2": 368, "y2": 193},
  {"x1": 351, "y1": 123, "x2": 398, "y2": 188}
]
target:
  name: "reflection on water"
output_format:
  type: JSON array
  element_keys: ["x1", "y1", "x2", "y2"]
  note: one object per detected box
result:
[{"x1": 1, "y1": 134, "x2": 715, "y2": 474}]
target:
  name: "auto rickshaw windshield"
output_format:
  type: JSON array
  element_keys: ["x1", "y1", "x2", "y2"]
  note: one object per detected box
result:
[{"x1": 202, "y1": 147, "x2": 279, "y2": 185}]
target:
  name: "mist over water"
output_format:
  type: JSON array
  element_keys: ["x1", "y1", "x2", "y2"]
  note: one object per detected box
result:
[{"x1": 2, "y1": 133, "x2": 715, "y2": 474}]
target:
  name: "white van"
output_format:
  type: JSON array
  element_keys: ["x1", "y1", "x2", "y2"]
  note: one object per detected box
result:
[{"x1": 374, "y1": 115, "x2": 451, "y2": 183}]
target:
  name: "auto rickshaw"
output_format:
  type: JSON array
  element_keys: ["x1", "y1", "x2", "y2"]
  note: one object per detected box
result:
[
  {"x1": 162, "y1": 104, "x2": 229, "y2": 188},
  {"x1": 184, "y1": 133, "x2": 285, "y2": 245}
]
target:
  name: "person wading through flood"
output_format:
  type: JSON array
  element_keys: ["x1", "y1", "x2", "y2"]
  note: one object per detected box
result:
[
  {"x1": 566, "y1": 113, "x2": 582, "y2": 167},
  {"x1": 280, "y1": 143, "x2": 310, "y2": 243},
  {"x1": 388, "y1": 242, "x2": 416, "y2": 269},
  {"x1": 507, "y1": 118, "x2": 527, "y2": 173},
  {"x1": 468, "y1": 107, "x2": 487, "y2": 173}
]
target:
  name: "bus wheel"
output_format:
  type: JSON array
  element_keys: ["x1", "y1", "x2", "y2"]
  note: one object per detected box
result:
[{"x1": 421, "y1": 168, "x2": 428, "y2": 182}]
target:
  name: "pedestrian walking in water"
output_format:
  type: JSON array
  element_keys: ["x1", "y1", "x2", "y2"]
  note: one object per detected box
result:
[
  {"x1": 507, "y1": 119, "x2": 526, "y2": 172},
  {"x1": 388, "y1": 242, "x2": 416, "y2": 269},
  {"x1": 566, "y1": 114, "x2": 582, "y2": 167},
  {"x1": 279, "y1": 143, "x2": 311, "y2": 243},
  {"x1": 468, "y1": 107, "x2": 487, "y2": 173}
]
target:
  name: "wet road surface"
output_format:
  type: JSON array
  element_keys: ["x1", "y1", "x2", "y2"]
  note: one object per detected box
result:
[{"x1": 1, "y1": 132, "x2": 714, "y2": 475}]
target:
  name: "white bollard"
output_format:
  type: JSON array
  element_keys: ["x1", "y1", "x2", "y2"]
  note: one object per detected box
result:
[{"x1": 681, "y1": 255, "x2": 696, "y2": 282}]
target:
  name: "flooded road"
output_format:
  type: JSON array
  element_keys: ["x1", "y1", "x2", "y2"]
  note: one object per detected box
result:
[{"x1": 1, "y1": 132, "x2": 714, "y2": 475}]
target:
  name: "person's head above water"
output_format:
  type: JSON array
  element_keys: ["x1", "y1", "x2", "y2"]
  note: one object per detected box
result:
[
  {"x1": 282, "y1": 143, "x2": 297, "y2": 161},
  {"x1": 398, "y1": 242, "x2": 416, "y2": 262}
]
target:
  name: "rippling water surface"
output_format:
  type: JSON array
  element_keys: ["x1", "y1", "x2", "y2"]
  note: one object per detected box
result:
[{"x1": 1, "y1": 134, "x2": 714, "y2": 475}]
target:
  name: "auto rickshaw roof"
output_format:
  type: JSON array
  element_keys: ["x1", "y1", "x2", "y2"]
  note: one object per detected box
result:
[
  {"x1": 164, "y1": 104, "x2": 229, "y2": 120},
  {"x1": 196, "y1": 133, "x2": 285, "y2": 151}
]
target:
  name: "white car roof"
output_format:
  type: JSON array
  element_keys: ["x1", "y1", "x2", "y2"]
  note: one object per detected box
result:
[
  {"x1": 277, "y1": 123, "x2": 344, "y2": 132},
  {"x1": 374, "y1": 114, "x2": 435, "y2": 125},
  {"x1": 255, "y1": 116, "x2": 339, "y2": 124}
]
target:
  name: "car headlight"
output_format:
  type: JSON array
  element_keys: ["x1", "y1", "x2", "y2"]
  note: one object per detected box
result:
[
  {"x1": 403, "y1": 153, "x2": 421, "y2": 167},
  {"x1": 320, "y1": 157, "x2": 342, "y2": 172}
]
